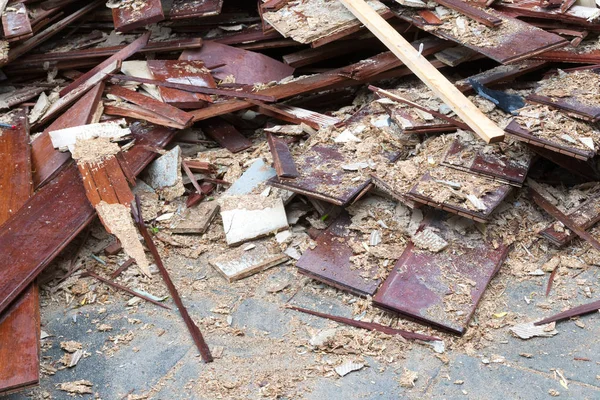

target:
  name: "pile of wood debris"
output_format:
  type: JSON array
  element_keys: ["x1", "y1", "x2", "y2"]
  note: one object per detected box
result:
[{"x1": 1, "y1": 0, "x2": 600, "y2": 396}]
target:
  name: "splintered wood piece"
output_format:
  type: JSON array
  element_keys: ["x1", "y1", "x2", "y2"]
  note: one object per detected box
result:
[
  {"x1": 266, "y1": 133, "x2": 298, "y2": 178},
  {"x1": 0, "y1": 122, "x2": 177, "y2": 316},
  {"x1": 60, "y1": 32, "x2": 150, "y2": 98},
  {"x1": 198, "y1": 118, "x2": 252, "y2": 153},
  {"x1": 534, "y1": 298, "x2": 600, "y2": 326},
  {"x1": 296, "y1": 213, "x2": 382, "y2": 296},
  {"x1": 0, "y1": 109, "x2": 39, "y2": 396},
  {"x1": 339, "y1": 0, "x2": 504, "y2": 143},
  {"x1": 442, "y1": 138, "x2": 532, "y2": 186},
  {"x1": 406, "y1": 168, "x2": 512, "y2": 223},
  {"x1": 180, "y1": 41, "x2": 294, "y2": 85},
  {"x1": 287, "y1": 306, "x2": 441, "y2": 341},
  {"x1": 209, "y1": 241, "x2": 288, "y2": 282},
  {"x1": 133, "y1": 197, "x2": 213, "y2": 363},
  {"x1": 373, "y1": 211, "x2": 509, "y2": 334},
  {"x1": 169, "y1": 0, "x2": 223, "y2": 19},
  {"x1": 2, "y1": 0, "x2": 102, "y2": 66},
  {"x1": 109, "y1": 74, "x2": 276, "y2": 102},
  {"x1": 370, "y1": 86, "x2": 470, "y2": 130},
  {"x1": 171, "y1": 201, "x2": 219, "y2": 234},
  {"x1": 147, "y1": 60, "x2": 216, "y2": 109},
  {"x1": 434, "y1": 0, "x2": 502, "y2": 27},
  {"x1": 505, "y1": 119, "x2": 595, "y2": 161},
  {"x1": 35, "y1": 61, "x2": 118, "y2": 129},
  {"x1": 2, "y1": 2, "x2": 33, "y2": 41},
  {"x1": 540, "y1": 196, "x2": 600, "y2": 246},
  {"x1": 103, "y1": 104, "x2": 185, "y2": 129},
  {"x1": 112, "y1": 0, "x2": 164, "y2": 32},
  {"x1": 108, "y1": 85, "x2": 193, "y2": 129},
  {"x1": 530, "y1": 187, "x2": 600, "y2": 252}
]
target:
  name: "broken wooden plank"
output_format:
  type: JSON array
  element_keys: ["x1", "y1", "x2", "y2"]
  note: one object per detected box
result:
[
  {"x1": 373, "y1": 211, "x2": 509, "y2": 334},
  {"x1": 112, "y1": 0, "x2": 164, "y2": 33},
  {"x1": 107, "y1": 85, "x2": 193, "y2": 129},
  {"x1": 540, "y1": 195, "x2": 600, "y2": 247},
  {"x1": 210, "y1": 240, "x2": 288, "y2": 282},
  {"x1": 0, "y1": 108, "x2": 39, "y2": 396},
  {"x1": 495, "y1": 1, "x2": 600, "y2": 29},
  {"x1": 406, "y1": 167, "x2": 512, "y2": 223},
  {"x1": 180, "y1": 41, "x2": 294, "y2": 85},
  {"x1": 266, "y1": 132, "x2": 298, "y2": 178},
  {"x1": 2, "y1": 2, "x2": 33, "y2": 42},
  {"x1": 198, "y1": 118, "x2": 252, "y2": 153},
  {"x1": 59, "y1": 32, "x2": 150, "y2": 98},
  {"x1": 296, "y1": 213, "x2": 382, "y2": 297},
  {"x1": 534, "y1": 298, "x2": 600, "y2": 326},
  {"x1": 168, "y1": 0, "x2": 223, "y2": 19},
  {"x1": 0, "y1": 122, "x2": 177, "y2": 316},
  {"x1": 530, "y1": 187, "x2": 600, "y2": 252},
  {"x1": 133, "y1": 196, "x2": 213, "y2": 363},
  {"x1": 339, "y1": 0, "x2": 504, "y2": 143}
]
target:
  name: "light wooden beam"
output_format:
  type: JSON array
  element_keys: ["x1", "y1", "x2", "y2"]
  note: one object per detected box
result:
[{"x1": 339, "y1": 0, "x2": 505, "y2": 143}]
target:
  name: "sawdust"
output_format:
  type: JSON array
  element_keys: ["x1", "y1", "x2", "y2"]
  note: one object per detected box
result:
[
  {"x1": 535, "y1": 70, "x2": 600, "y2": 108},
  {"x1": 71, "y1": 137, "x2": 121, "y2": 164},
  {"x1": 95, "y1": 201, "x2": 152, "y2": 277}
]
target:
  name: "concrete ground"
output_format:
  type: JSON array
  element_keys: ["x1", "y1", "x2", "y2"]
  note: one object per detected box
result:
[{"x1": 4, "y1": 219, "x2": 600, "y2": 400}]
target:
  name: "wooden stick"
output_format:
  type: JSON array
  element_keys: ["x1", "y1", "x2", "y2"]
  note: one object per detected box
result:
[
  {"x1": 530, "y1": 188, "x2": 600, "y2": 253},
  {"x1": 369, "y1": 85, "x2": 471, "y2": 130},
  {"x1": 339, "y1": 0, "x2": 504, "y2": 143},
  {"x1": 132, "y1": 196, "x2": 213, "y2": 363},
  {"x1": 534, "y1": 299, "x2": 600, "y2": 325}
]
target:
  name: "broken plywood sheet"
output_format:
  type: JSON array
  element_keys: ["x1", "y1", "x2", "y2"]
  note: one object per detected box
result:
[
  {"x1": 147, "y1": 60, "x2": 216, "y2": 109},
  {"x1": 225, "y1": 158, "x2": 276, "y2": 196},
  {"x1": 262, "y1": 0, "x2": 389, "y2": 44},
  {"x1": 506, "y1": 104, "x2": 599, "y2": 160},
  {"x1": 296, "y1": 213, "x2": 383, "y2": 296},
  {"x1": 394, "y1": 6, "x2": 568, "y2": 63},
  {"x1": 168, "y1": 0, "x2": 223, "y2": 19},
  {"x1": 180, "y1": 41, "x2": 294, "y2": 85},
  {"x1": 220, "y1": 195, "x2": 288, "y2": 246},
  {"x1": 442, "y1": 132, "x2": 532, "y2": 186},
  {"x1": 210, "y1": 240, "x2": 288, "y2": 281},
  {"x1": 373, "y1": 211, "x2": 509, "y2": 334},
  {"x1": 143, "y1": 146, "x2": 185, "y2": 201},
  {"x1": 407, "y1": 167, "x2": 512, "y2": 223},
  {"x1": 111, "y1": 0, "x2": 165, "y2": 33},
  {"x1": 170, "y1": 201, "x2": 219, "y2": 234},
  {"x1": 527, "y1": 69, "x2": 600, "y2": 122}
]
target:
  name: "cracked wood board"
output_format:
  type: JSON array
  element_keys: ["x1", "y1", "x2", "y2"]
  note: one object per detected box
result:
[
  {"x1": 296, "y1": 213, "x2": 382, "y2": 296},
  {"x1": 262, "y1": 0, "x2": 389, "y2": 45},
  {"x1": 180, "y1": 41, "x2": 294, "y2": 85},
  {"x1": 112, "y1": 0, "x2": 164, "y2": 32},
  {"x1": 2, "y1": 2, "x2": 33, "y2": 42},
  {"x1": 406, "y1": 167, "x2": 512, "y2": 223},
  {"x1": 0, "y1": 109, "x2": 39, "y2": 396},
  {"x1": 373, "y1": 211, "x2": 509, "y2": 334},
  {"x1": 505, "y1": 119, "x2": 596, "y2": 161},
  {"x1": 268, "y1": 144, "x2": 372, "y2": 206},
  {"x1": 441, "y1": 136, "x2": 533, "y2": 186},
  {"x1": 540, "y1": 195, "x2": 600, "y2": 247},
  {"x1": 220, "y1": 195, "x2": 288, "y2": 246},
  {"x1": 210, "y1": 240, "x2": 288, "y2": 282},
  {"x1": 526, "y1": 69, "x2": 600, "y2": 123},
  {"x1": 147, "y1": 60, "x2": 216, "y2": 109},
  {"x1": 394, "y1": 5, "x2": 568, "y2": 64},
  {"x1": 31, "y1": 82, "x2": 104, "y2": 188},
  {"x1": 168, "y1": 0, "x2": 223, "y2": 19},
  {"x1": 171, "y1": 201, "x2": 220, "y2": 234},
  {"x1": 0, "y1": 122, "x2": 177, "y2": 315},
  {"x1": 198, "y1": 118, "x2": 252, "y2": 153}
]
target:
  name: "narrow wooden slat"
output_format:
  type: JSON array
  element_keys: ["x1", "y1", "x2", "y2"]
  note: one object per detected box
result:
[
  {"x1": 339, "y1": 0, "x2": 504, "y2": 143},
  {"x1": 433, "y1": 0, "x2": 502, "y2": 27},
  {"x1": 59, "y1": 32, "x2": 150, "y2": 97},
  {"x1": 266, "y1": 133, "x2": 298, "y2": 178},
  {"x1": 88, "y1": 161, "x2": 120, "y2": 206},
  {"x1": 2, "y1": 2, "x2": 33, "y2": 41},
  {"x1": 103, "y1": 104, "x2": 188, "y2": 129},
  {"x1": 76, "y1": 162, "x2": 102, "y2": 207}
]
